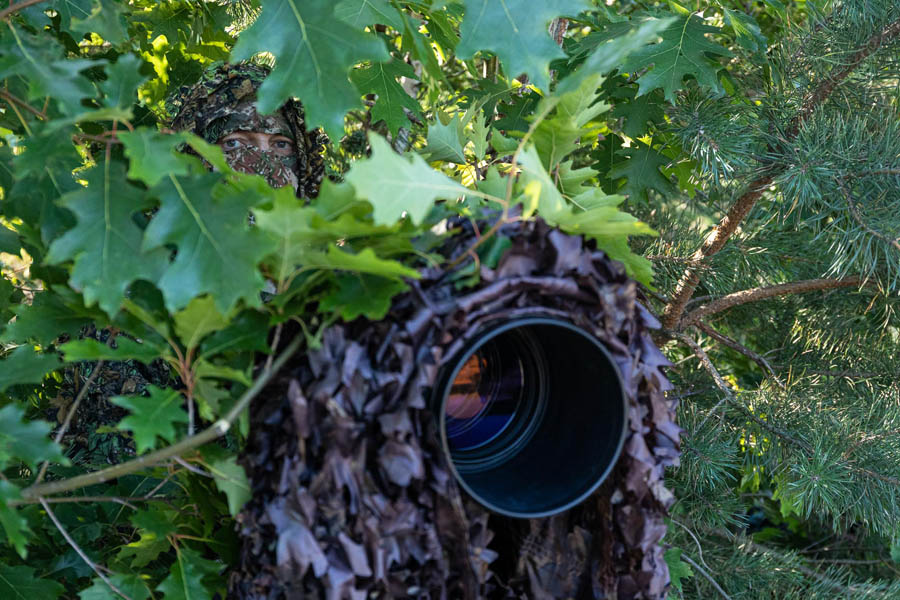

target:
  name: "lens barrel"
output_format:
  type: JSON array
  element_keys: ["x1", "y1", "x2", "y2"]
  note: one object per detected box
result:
[{"x1": 434, "y1": 317, "x2": 628, "y2": 518}]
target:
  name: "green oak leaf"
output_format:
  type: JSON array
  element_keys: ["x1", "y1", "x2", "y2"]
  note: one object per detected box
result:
[
  {"x1": 335, "y1": 0, "x2": 404, "y2": 30},
  {"x1": 100, "y1": 54, "x2": 148, "y2": 110},
  {"x1": 1, "y1": 292, "x2": 93, "y2": 346},
  {"x1": 399, "y1": 11, "x2": 444, "y2": 82},
  {"x1": 307, "y1": 246, "x2": 419, "y2": 279},
  {"x1": 208, "y1": 455, "x2": 251, "y2": 516},
  {"x1": 60, "y1": 337, "x2": 166, "y2": 365},
  {"x1": 0, "y1": 480, "x2": 30, "y2": 558},
  {"x1": 0, "y1": 347, "x2": 63, "y2": 393},
  {"x1": 619, "y1": 14, "x2": 732, "y2": 102},
  {"x1": 724, "y1": 8, "x2": 767, "y2": 54},
  {"x1": 0, "y1": 26, "x2": 98, "y2": 115},
  {"x1": 663, "y1": 548, "x2": 694, "y2": 591},
  {"x1": 0, "y1": 225, "x2": 19, "y2": 254},
  {"x1": 155, "y1": 546, "x2": 222, "y2": 600},
  {"x1": 608, "y1": 141, "x2": 676, "y2": 201},
  {"x1": 456, "y1": 0, "x2": 592, "y2": 92},
  {"x1": 0, "y1": 564, "x2": 64, "y2": 600},
  {"x1": 118, "y1": 129, "x2": 193, "y2": 187},
  {"x1": 116, "y1": 530, "x2": 169, "y2": 568},
  {"x1": 7, "y1": 127, "x2": 81, "y2": 245},
  {"x1": 345, "y1": 135, "x2": 469, "y2": 225},
  {"x1": 72, "y1": 0, "x2": 130, "y2": 44},
  {"x1": 143, "y1": 170, "x2": 276, "y2": 313},
  {"x1": 321, "y1": 273, "x2": 408, "y2": 320},
  {"x1": 200, "y1": 310, "x2": 271, "y2": 357},
  {"x1": 111, "y1": 385, "x2": 188, "y2": 454},
  {"x1": 517, "y1": 146, "x2": 655, "y2": 286},
  {"x1": 425, "y1": 113, "x2": 467, "y2": 164},
  {"x1": 0, "y1": 403, "x2": 67, "y2": 470},
  {"x1": 131, "y1": 508, "x2": 179, "y2": 539},
  {"x1": 350, "y1": 59, "x2": 422, "y2": 136},
  {"x1": 229, "y1": 0, "x2": 389, "y2": 140},
  {"x1": 173, "y1": 296, "x2": 233, "y2": 351},
  {"x1": 46, "y1": 162, "x2": 170, "y2": 316},
  {"x1": 611, "y1": 88, "x2": 666, "y2": 138},
  {"x1": 78, "y1": 573, "x2": 150, "y2": 600}
]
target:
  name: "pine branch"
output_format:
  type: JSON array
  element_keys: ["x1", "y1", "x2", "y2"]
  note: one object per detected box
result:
[
  {"x1": 681, "y1": 277, "x2": 862, "y2": 327},
  {"x1": 661, "y1": 16, "x2": 900, "y2": 329}
]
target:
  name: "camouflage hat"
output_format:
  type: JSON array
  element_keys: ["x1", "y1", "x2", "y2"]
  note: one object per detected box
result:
[{"x1": 166, "y1": 62, "x2": 325, "y2": 198}]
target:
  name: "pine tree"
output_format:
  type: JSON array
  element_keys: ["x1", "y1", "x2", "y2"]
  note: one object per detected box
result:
[{"x1": 648, "y1": 2, "x2": 900, "y2": 597}]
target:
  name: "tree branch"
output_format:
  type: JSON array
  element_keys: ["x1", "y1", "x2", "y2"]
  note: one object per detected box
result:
[
  {"x1": 661, "y1": 17, "x2": 900, "y2": 330},
  {"x1": 836, "y1": 176, "x2": 900, "y2": 253},
  {"x1": 681, "y1": 277, "x2": 862, "y2": 328},
  {"x1": 0, "y1": 0, "x2": 46, "y2": 21},
  {"x1": 680, "y1": 553, "x2": 732, "y2": 600},
  {"x1": 694, "y1": 321, "x2": 784, "y2": 388},
  {"x1": 21, "y1": 334, "x2": 303, "y2": 500},
  {"x1": 0, "y1": 89, "x2": 47, "y2": 120},
  {"x1": 41, "y1": 498, "x2": 133, "y2": 600}
]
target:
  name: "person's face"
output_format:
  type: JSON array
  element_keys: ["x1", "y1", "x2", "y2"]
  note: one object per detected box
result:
[{"x1": 217, "y1": 131, "x2": 295, "y2": 156}]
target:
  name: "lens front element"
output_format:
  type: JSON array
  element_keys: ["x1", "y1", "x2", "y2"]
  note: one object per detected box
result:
[{"x1": 436, "y1": 317, "x2": 628, "y2": 518}]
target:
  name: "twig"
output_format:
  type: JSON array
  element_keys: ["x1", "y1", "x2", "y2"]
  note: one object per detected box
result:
[
  {"x1": 837, "y1": 176, "x2": 900, "y2": 252},
  {"x1": 0, "y1": 89, "x2": 46, "y2": 120},
  {"x1": 662, "y1": 17, "x2": 900, "y2": 329},
  {"x1": 665, "y1": 329, "x2": 737, "y2": 430},
  {"x1": 21, "y1": 334, "x2": 303, "y2": 499},
  {"x1": 13, "y1": 495, "x2": 167, "y2": 507},
  {"x1": 173, "y1": 456, "x2": 212, "y2": 478},
  {"x1": 694, "y1": 322, "x2": 784, "y2": 388},
  {"x1": 669, "y1": 517, "x2": 711, "y2": 571},
  {"x1": 40, "y1": 498, "x2": 133, "y2": 600},
  {"x1": 680, "y1": 277, "x2": 862, "y2": 328},
  {"x1": 34, "y1": 360, "x2": 106, "y2": 485},
  {"x1": 680, "y1": 553, "x2": 732, "y2": 600},
  {"x1": 263, "y1": 322, "x2": 283, "y2": 372},
  {"x1": 0, "y1": 0, "x2": 46, "y2": 21}
]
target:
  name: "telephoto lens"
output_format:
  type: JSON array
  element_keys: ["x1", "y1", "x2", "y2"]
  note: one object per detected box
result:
[{"x1": 434, "y1": 316, "x2": 628, "y2": 518}]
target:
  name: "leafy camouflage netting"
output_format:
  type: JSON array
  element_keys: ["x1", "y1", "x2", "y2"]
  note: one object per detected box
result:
[{"x1": 230, "y1": 219, "x2": 680, "y2": 599}]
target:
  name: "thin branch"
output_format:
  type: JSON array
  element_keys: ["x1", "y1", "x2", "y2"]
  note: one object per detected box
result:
[
  {"x1": 680, "y1": 277, "x2": 862, "y2": 328},
  {"x1": 680, "y1": 553, "x2": 732, "y2": 600},
  {"x1": 0, "y1": 89, "x2": 46, "y2": 120},
  {"x1": 695, "y1": 321, "x2": 784, "y2": 388},
  {"x1": 21, "y1": 334, "x2": 303, "y2": 500},
  {"x1": 34, "y1": 360, "x2": 106, "y2": 485},
  {"x1": 41, "y1": 498, "x2": 133, "y2": 600},
  {"x1": 836, "y1": 176, "x2": 900, "y2": 252},
  {"x1": 0, "y1": 0, "x2": 46, "y2": 21},
  {"x1": 662, "y1": 17, "x2": 900, "y2": 329},
  {"x1": 665, "y1": 330, "x2": 736, "y2": 431},
  {"x1": 12, "y1": 495, "x2": 169, "y2": 507}
]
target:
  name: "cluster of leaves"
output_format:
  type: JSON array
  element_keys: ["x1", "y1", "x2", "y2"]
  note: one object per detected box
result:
[{"x1": 2, "y1": 0, "x2": 899, "y2": 597}]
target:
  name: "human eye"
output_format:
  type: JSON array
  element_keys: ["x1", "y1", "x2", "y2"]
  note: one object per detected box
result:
[
  {"x1": 273, "y1": 139, "x2": 294, "y2": 151},
  {"x1": 222, "y1": 138, "x2": 242, "y2": 150}
]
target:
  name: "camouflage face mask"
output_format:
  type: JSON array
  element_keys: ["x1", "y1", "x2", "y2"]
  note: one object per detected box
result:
[
  {"x1": 214, "y1": 99, "x2": 300, "y2": 191},
  {"x1": 166, "y1": 62, "x2": 325, "y2": 198}
]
